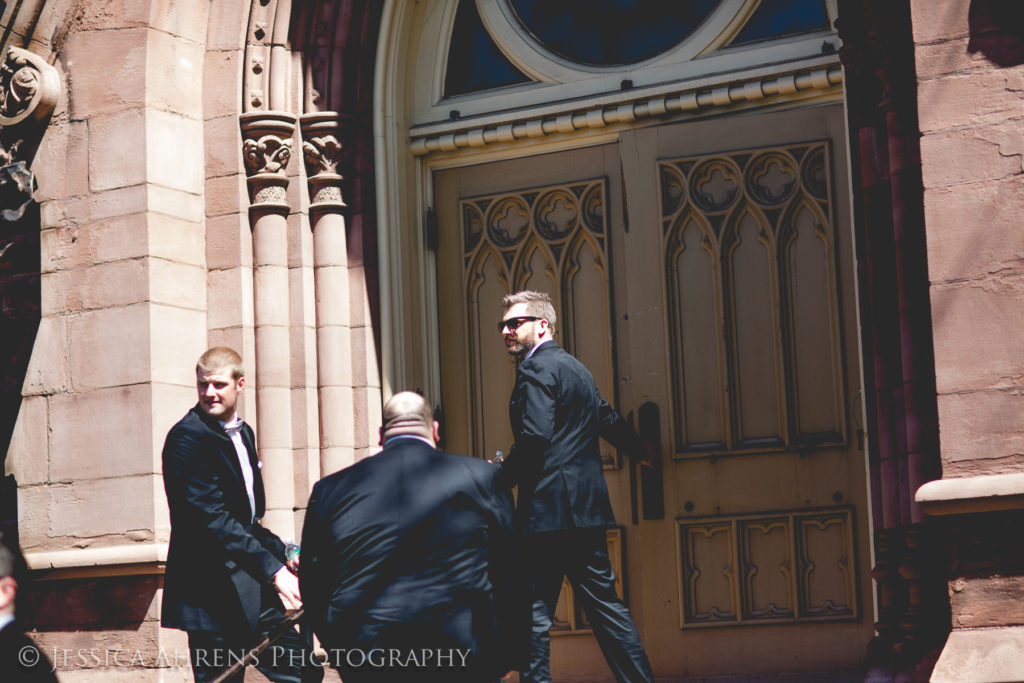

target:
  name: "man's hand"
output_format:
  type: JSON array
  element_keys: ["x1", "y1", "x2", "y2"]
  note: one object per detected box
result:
[
  {"x1": 273, "y1": 567, "x2": 303, "y2": 612},
  {"x1": 640, "y1": 441, "x2": 658, "y2": 469}
]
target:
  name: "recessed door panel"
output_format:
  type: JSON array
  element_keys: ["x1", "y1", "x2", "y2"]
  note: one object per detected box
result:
[{"x1": 434, "y1": 105, "x2": 871, "y2": 680}]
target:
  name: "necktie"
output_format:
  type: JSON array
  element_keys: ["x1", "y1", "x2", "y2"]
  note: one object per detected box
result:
[{"x1": 222, "y1": 419, "x2": 256, "y2": 520}]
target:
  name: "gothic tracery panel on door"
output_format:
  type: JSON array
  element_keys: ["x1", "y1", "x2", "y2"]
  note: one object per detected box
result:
[
  {"x1": 677, "y1": 508, "x2": 857, "y2": 629},
  {"x1": 460, "y1": 178, "x2": 618, "y2": 465},
  {"x1": 659, "y1": 142, "x2": 846, "y2": 457}
]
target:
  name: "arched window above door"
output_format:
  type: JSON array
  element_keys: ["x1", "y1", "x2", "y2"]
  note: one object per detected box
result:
[
  {"x1": 508, "y1": 0, "x2": 721, "y2": 67},
  {"x1": 443, "y1": 0, "x2": 835, "y2": 103},
  {"x1": 445, "y1": 0, "x2": 531, "y2": 97}
]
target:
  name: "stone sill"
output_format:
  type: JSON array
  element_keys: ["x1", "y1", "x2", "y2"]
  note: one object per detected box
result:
[
  {"x1": 916, "y1": 473, "x2": 1024, "y2": 515},
  {"x1": 931, "y1": 626, "x2": 1024, "y2": 682},
  {"x1": 26, "y1": 543, "x2": 167, "y2": 581}
]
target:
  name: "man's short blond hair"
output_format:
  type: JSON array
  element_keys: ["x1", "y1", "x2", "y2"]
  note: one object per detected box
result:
[
  {"x1": 381, "y1": 391, "x2": 434, "y2": 442},
  {"x1": 196, "y1": 347, "x2": 244, "y2": 380},
  {"x1": 502, "y1": 290, "x2": 557, "y2": 333}
]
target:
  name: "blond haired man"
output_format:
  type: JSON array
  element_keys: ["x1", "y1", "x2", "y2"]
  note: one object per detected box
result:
[{"x1": 161, "y1": 347, "x2": 321, "y2": 683}]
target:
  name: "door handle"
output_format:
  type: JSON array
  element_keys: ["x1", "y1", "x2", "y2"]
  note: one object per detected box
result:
[{"x1": 637, "y1": 401, "x2": 665, "y2": 520}]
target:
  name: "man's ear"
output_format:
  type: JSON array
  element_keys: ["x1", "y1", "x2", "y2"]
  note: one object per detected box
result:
[
  {"x1": 236, "y1": 376, "x2": 246, "y2": 392},
  {"x1": 378, "y1": 426, "x2": 385, "y2": 447},
  {"x1": 432, "y1": 420, "x2": 441, "y2": 445}
]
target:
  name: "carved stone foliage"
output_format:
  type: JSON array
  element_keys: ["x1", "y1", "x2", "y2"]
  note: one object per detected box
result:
[
  {"x1": 459, "y1": 178, "x2": 616, "y2": 464},
  {"x1": 242, "y1": 134, "x2": 292, "y2": 176},
  {"x1": 0, "y1": 161, "x2": 34, "y2": 223},
  {"x1": 0, "y1": 47, "x2": 59, "y2": 129},
  {"x1": 300, "y1": 112, "x2": 355, "y2": 208},
  {"x1": 239, "y1": 112, "x2": 296, "y2": 208},
  {"x1": 303, "y1": 135, "x2": 343, "y2": 176},
  {"x1": 659, "y1": 142, "x2": 845, "y2": 457},
  {"x1": 678, "y1": 508, "x2": 857, "y2": 628}
]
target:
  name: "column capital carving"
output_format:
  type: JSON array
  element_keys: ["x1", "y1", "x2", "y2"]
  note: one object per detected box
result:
[
  {"x1": 299, "y1": 112, "x2": 355, "y2": 212},
  {"x1": 240, "y1": 111, "x2": 296, "y2": 211}
]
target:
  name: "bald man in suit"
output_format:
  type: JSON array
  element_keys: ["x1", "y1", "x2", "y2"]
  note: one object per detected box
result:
[{"x1": 299, "y1": 392, "x2": 523, "y2": 682}]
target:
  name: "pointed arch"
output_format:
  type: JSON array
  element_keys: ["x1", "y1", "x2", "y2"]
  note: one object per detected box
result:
[
  {"x1": 562, "y1": 231, "x2": 615, "y2": 459},
  {"x1": 723, "y1": 202, "x2": 786, "y2": 448},
  {"x1": 665, "y1": 209, "x2": 728, "y2": 451},
  {"x1": 465, "y1": 244, "x2": 513, "y2": 457},
  {"x1": 778, "y1": 196, "x2": 845, "y2": 444}
]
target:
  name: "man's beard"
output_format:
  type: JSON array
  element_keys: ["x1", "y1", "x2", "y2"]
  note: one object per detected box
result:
[{"x1": 506, "y1": 335, "x2": 533, "y2": 357}]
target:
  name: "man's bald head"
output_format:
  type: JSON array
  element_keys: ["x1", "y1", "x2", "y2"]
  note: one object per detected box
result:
[{"x1": 381, "y1": 391, "x2": 436, "y2": 443}]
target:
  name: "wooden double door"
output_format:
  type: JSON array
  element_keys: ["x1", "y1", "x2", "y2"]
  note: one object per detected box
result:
[{"x1": 434, "y1": 105, "x2": 873, "y2": 680}]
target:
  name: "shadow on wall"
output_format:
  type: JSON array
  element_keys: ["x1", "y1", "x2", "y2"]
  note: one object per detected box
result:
[
  {"x1": 968, "y1": 0, "x2": 1024, "y2": 65},
  {"x1": 0, "y1": 182, "x2": 41, "y2": 544}
]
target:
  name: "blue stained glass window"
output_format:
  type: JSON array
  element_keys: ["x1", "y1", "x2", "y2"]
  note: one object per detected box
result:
[
  {"x1": 445, "y1": 0, "x2": 531, "y2": 98},
  {"x1": 510, "y1": 0, "x2": 721, "y2": 67},
  {"x1": 730, "y1": 0, "x2": 830, "y2": 46}
]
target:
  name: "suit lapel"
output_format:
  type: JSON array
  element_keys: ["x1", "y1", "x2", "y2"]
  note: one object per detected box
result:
[{"x1": 192, "y1": 405, "x2": 247, "y2": 489}]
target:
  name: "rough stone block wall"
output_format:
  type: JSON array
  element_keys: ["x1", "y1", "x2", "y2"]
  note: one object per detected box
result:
[
  {"x1": 3, "y1": 1, "x2": 214, "y2": 679},
  {"x1": 913, "y1": 0, "x2": 1024, "y2": 476}
]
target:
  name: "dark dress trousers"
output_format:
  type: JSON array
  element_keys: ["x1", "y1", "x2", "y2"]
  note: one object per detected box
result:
[
  {"x1": 504, "y1": 341, "x2": 654, "y2": 683},
  {"x1": 0, "y1": 621, "x2": 58, "y2": 682},
  {"x1": 299, "y1": 437, "x2": 524, "y2": 682},
  {"x1": 161, "y1": 405, "x2": 319, "y2": 683}
]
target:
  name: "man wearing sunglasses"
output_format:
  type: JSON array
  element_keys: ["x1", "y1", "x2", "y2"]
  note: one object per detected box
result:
[{"x1": 497, "y1": 290, "x2": 655, "y2": 683}]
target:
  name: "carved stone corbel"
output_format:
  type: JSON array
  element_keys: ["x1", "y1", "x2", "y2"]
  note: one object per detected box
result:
[
  {"x1": 0, "y1": 47, "x2": 59, "y2": 223},
  {"x1": 0, "y1": 47, "x2": 59, "y2": 129}
]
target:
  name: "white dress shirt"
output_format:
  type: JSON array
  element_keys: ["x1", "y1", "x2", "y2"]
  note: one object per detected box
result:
[{"x1": 221, "y1": 415, "x2": 256, "y2": 521}]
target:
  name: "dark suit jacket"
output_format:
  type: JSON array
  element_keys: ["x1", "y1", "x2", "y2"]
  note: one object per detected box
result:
[
  {"x1": 504, "y1": 341, "x2": 645, "y2": 534},
  {"x1": 0, "y1": 621, "x2": 59, "y2": 682},
  {"x1": 161, "y1": 405, "x2": 287, "y2": 635},
  {"x1": 299, "y1": 438, "x2": 523, "y2": 681}
]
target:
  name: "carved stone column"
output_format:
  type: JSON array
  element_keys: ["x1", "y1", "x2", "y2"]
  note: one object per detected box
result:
[
  {"x1": 300, "y1": 112, "x2": 355, "y2": 476},
  {"x1": 240, "y1": 111, "x2": 296, "y2": 535}
]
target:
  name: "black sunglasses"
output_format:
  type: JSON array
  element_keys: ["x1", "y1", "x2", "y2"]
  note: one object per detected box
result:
[{"x1": 497, "y1": 316, "x2": 540, "y2": 332}]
